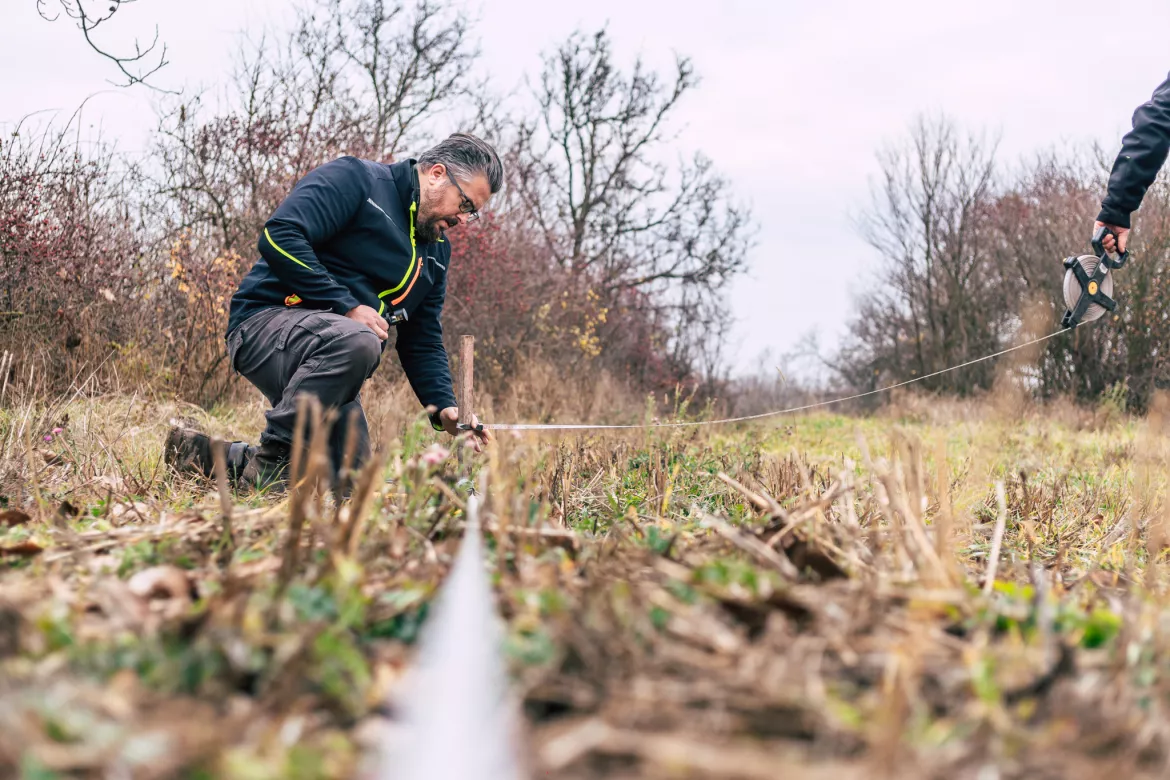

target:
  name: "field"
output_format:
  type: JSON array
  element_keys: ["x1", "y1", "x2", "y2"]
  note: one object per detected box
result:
[{"x1": 1, "y1": 384, "x2": 1168, "y2": 779}]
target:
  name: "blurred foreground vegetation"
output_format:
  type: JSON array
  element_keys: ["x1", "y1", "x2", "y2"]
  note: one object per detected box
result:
[{"x1": 2, "y1": 388, "x2": 1170, "y2": 778}]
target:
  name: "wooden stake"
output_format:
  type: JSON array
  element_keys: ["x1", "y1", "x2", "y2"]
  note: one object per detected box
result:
[
  {"x1": 456, "y1": 335, "x2": 475, "y2": 471},
  {"x1": 458, "y1": 335, "x2": 475, "y2": 427}
]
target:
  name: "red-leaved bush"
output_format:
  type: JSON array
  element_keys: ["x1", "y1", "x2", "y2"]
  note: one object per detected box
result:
[
  {"x1": 444, "y1": 213, "x2": 696, "y2": 403},
  {"x1": 0, "y1": 119, "x2": 142, "y2": 388}
]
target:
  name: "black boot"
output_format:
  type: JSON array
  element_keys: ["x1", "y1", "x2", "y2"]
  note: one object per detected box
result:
[
  {"x1": 239, "y1": 440, "x2": 291, "y2": 494},
  {"x1": 164, "y1": 427, "x2": 253, "y2": 484},
  {"x1": 164, "y1": 427, "x2": 215, "y2": 478}
]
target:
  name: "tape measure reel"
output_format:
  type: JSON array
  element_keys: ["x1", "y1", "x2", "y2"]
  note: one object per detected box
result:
[
  {"x1": 1060, "y1": 226, "x2": 1128, "y2": 328},
  {"x1": 1062, "y1": 253, "x2": 1115, "y2": 325}
]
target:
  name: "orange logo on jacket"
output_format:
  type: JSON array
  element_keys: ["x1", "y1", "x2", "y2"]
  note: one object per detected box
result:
[{"x1": 285, "y1": 294, "x2": 302, "y2": 306}]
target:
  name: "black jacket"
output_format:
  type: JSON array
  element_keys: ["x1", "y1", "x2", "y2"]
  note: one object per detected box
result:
[
  {"x1": 1099, "y1": 71, "x2": 1170, "y2": 228},
  {"x1": 228, "y1": 156, "x2": 457, "y2": 419}
]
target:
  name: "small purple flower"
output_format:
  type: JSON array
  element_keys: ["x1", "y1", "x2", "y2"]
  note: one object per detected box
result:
[
  {"x1": 43, "y1": 435, "x2": 52, "y2": 442},
  {"x1": 52, "y1": 427, "x2": 63, "y2": 435}
]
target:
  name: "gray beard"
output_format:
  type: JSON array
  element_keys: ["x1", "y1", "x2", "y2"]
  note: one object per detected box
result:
[{"x1": 415, "y1": 218, "x2": 444, "y2": 244}]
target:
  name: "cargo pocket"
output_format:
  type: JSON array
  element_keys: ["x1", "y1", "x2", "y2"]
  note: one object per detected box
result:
[
  {"x1": 232, "y1": 308, "x2": 291, "y2": 378},
  {"x1": 288, "y1": 310, "x2": 338, "y2": 341},
  {"x1": 275, "y1": 309, "x2": 323, "y2": 350},
  {"x1": 292, "y1": 311, "x2": 384, "y2": 382}
]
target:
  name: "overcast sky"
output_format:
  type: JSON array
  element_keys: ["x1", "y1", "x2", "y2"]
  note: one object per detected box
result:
[{"x1": 5, "y1": 0, "x2": 1170, "y2": 375}]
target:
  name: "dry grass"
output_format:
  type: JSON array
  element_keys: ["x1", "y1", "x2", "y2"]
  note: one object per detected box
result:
[{"x1": 1, "y1": 376, "x2": 1170, "y2": 779}]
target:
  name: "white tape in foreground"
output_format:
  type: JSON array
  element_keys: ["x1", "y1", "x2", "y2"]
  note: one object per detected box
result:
[{"x1": 384, "y1": 492, "x2": 525, "y2": 780}]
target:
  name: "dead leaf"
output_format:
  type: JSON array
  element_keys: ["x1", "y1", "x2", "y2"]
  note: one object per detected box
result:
[
  {"x1": 782, "y1": 537, "x2": 849, "y2": 581},
  {"x1": 127, "y1": 565, "x2": 194, "y2": 603},
  {"x1": 37, "y1": 448, "x2": 66, "y2": 467},
  {"x1": 0, "y1": 540, "x2": 44, "y2": 557},
  {"x1": 88, "y1": 578, "x2": 150, "y2": 632},
  {"x1": 97, "y1": 474, "x2": 126, "y2": 492},
  {"x1": 0, "y1": 509, "x2": 31, "y2": 527},
  {"x1": 110, "y1": 501, "x2": 150, "y2": 523},
  {"x1": 52, "y1": 500, "x2": 80, "y2": 528},
  {"x1": 0, "y1": 604, "x2": 22, "y2": 657},
  {"x1": 230, "y1": 556, "x2": 282, "y2": 581},
  {"x1": 100, "y1": 669, "x2": 142, "y2": 720}
]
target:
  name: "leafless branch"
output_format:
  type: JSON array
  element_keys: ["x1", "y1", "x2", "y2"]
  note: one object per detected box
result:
[{"x1": 37, "y1": 0, "x2": 174, "y2": 91}]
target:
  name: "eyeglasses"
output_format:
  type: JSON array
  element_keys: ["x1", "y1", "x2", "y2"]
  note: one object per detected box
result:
[{"x1": 445, "y1": 168, "x2": 481, "y2": 222}]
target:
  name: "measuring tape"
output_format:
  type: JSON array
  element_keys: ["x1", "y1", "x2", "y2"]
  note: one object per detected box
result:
[
  {"x1": 388, "y1": 492, "x2": 524, "y2": 779},
  {"x1": 458, "y1": 324, "x2": 1084, "y2": 433}
]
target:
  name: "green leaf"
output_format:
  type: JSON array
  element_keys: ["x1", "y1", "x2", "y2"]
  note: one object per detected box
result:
[{"x1": 1081, "y1": 608, "x2": 1122, "y2": 649}]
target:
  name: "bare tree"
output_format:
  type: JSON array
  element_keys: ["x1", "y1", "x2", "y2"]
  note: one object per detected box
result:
[
  {"x1": 842, "y1": 116, "x2": 1001, "y2": 395},
  {"x1": 323, "y1": 0, "x2": 479, "y2": 157},
  {"x1": 839, "y1": 117, "x2": 1170, "y2": 412},
  {"x1": 145, "y1": 0, "x2": 480, "y2": 250},
  {"x1": 511, "y1": 29, "x2": 753, "y2": 386},
  {"x1": 36, "y1": 0, "x2": 170, "y2": 89}
]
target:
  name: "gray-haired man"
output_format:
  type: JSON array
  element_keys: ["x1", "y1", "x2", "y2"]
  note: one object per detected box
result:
[{"x1": 165, "y1": 133, "x2": 500, "y2": 490}]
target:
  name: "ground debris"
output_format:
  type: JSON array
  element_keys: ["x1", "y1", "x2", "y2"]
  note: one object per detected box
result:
[{"x1": 2, "y1": 400, "x2": 1170, "y2": 777}]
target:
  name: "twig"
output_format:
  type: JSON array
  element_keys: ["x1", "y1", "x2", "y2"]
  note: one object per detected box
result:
[
  {"x1": 0, "y1": 350, "x2": 12, "y2": 405},
  {"x1": 451, "y1": 520, "x2": 580, "y2": 553},
  {"x1": 984, "y1": 481, "x2": 1008, "y2": 596},
  {"x1": 341, "y1": 425, "x2": 394, "y2": 558},
  {"x1": 432, "y1": 477, "x2": 468, "y2": 512},
  {"x1": 333, "y1": 406, "x2": 362, "y2": 519},
  {"x1": 1031, "y1": 560, "x2": 1054, "y2": 663},
  {"x1": 717, "y1": 472, "x2": 778, "y2": 516},
  {"x1": 272, "y1": 397, "x2": 313, "y2": 619},
  {"x1": 38, "y1": 0, "x2": 173, "y2": 90},
  {"x1": 424, "y1": 477, "x2": 466, "y2": 539},
  {"x1": 764, "y1": 481, "x2": 847, "y2": 548},
  {"x1": 879, "y1": 466, "x2": 950, "y2": 586},
  {"x1": 699, "y1": 508, "x2": 800, "y2": 582},
  {"x1": 210, "y1": 436, "x2": 235, "y2": 563},
  {"x1": 933, "y1": 438, "x2": 955, "y2": 570}
]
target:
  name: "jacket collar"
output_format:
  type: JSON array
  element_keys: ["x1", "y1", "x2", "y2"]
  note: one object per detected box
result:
[
  {"x1": 391, "y1": 157, "x2": 450, "y2": 244},
  {"x1": 389, "y1": 158, "x2": 419, "y2": 215}
]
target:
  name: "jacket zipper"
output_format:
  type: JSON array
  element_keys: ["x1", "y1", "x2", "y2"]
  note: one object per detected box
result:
[{"x1": 377, "y1": 201, "x2": 419, "y2": 315}]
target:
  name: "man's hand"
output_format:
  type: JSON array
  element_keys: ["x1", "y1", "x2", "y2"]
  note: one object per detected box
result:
[
  {"x1": 438, "y1": 406, "x2": 491, "y2": 452},
  {"x1": 1094, "y1": 221, "x2": 1130, "y2": 255},
  {"x1": 345, "y1": 304, "x2": 388, "y2": 340}
]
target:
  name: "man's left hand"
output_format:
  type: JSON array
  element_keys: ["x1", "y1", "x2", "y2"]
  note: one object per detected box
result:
[{"x1": 438, "y1": 407, "x2": 491, "y2": 452}]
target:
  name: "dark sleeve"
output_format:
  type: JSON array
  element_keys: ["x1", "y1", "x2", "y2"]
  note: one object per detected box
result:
[
  {"x1": 395, "y1": 271, "x2": 457, "y2": 431},
  {"x1": 1099, "y1": 71, "x2": 1170, "y2": 228},
  {"x1": 258, "y1": 156, "x2": 366, "y2": 314}
]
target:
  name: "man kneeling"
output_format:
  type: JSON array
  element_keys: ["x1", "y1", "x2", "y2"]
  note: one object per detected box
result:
[{"x1": 165, "y1": 133, "x2": 498, "y2": 490}]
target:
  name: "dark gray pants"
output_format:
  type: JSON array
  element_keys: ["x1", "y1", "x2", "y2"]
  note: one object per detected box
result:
[{"x1": 228, "y1": 307, "x2": 382, "y2": 470}]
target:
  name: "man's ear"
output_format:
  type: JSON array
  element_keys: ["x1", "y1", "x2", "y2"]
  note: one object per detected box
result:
[{"x1": 428, "y1": 163, "x2": 446, "y2": 183}]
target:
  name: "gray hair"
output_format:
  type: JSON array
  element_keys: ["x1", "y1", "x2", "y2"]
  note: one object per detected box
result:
[{"x1": 418, "y1": 133, "x2": 504, "y2": 194}]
